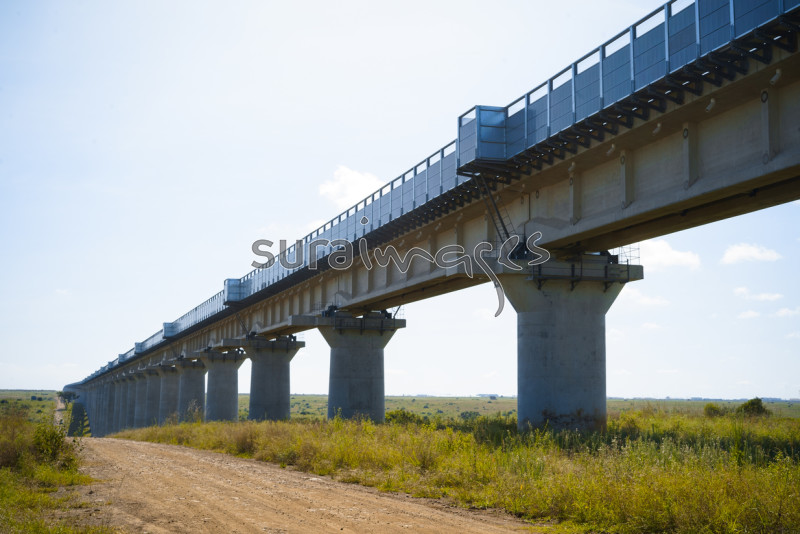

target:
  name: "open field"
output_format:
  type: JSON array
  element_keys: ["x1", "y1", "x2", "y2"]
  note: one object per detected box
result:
[
  {"x1": 237, "y1": 394, "x2": 800, "y2": 420},
  {"x1": 123, "y1": 396, "x2": 800, "y2": 533}
]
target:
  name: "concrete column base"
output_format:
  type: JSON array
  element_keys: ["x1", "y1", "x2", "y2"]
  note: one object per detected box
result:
[
  {"x1": 133, "y1": 372, "x2": 149, "y2": 429},
  {"x1": 112, "y1": 378, "x2": 125, "y2": 433},
  {"x1": 124, "y1": 374, "x2": 137, "y2": 429},
  {"x1": 245, "y1": 336, "x2": 305, "y2": 421},
  {"x1": 176, "y1": 360, "x2": 206, "y2": 422},
  {"x1": 499, "y1": 254, "x2": 643, "y2": 432},
  {"x1": 144, "y1": 369, "x2": 161, "y2": 428},
  {"x1": 317, "y1": 311, "x2": 405, "y2": 422},
  {"x1": 197, "y1": 352, "x2": 245, "y2": 422},
  {"x1": 156, "y1": 364, "x2": 179, "y2": 424}
]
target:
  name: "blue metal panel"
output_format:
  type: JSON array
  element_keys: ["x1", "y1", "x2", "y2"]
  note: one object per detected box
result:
[
  {"x1": 575, "y1": 64, "x2": 600, "y2": 122},
  {"x1": 401, "y1": 178, "x2": 414, "y2": 213},
  {"x1": 602, "y1": 46, "x2": 632, "y2": 106},
  {"x1": 380, "y1": 192, "x2": 391, "y2": 224},
  {"x1": 415, "y1": 167, "x2": 427, "y2": 206},
  {"x1": 354, "y1": 207, "x2": 366, "y2": 236},
  {"x1": 458, "y1": 114, "x2": 477, "y2": 166},
  {"x1": 505, "y1": 108, "x2": 525, "y2": 157},
  {"x1": 734, "y1": 0, "x2": 779, "y2": 36},
  {"x1": 549, "y1": 81, "x2": 573, "y2": 133},
  {"x1": 699, "y1": 0, "x2": 731, "y2": 54},
  {"x1": 427, "y1": 159, "x2": 442, "y2": 197},
  {"x1": 634, "y1": 23, "x2": 666, "y2": 90},
  {"x1": 788, "y1": 0, "x2": 800, "y2": 9},
  {"x1": 475, "y1": 106, "x2": 505, "y2": 161},
  {"x1": 391, "y1": 183, "x2": 402, "y2": 219},
  {"x1": 669, "y1": 4, "x2": 697, "y2": 71},
  {"x1": 441, "y1": 153, "x2": 457, "y2": 191},
  {"x1": 526, "y1": 94, "x2": 548, "y2": 146},
  {"x1": 345, "y1": 214, "x2": 356, "y2": 241}
]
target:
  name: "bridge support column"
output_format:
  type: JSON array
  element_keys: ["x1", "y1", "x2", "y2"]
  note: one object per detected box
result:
[
  {"x1": 244, "y1": 336, "x2": 305, "y2": 421},
  {"x1": 96, "y1": 382, "x2": 107, "y2": 436},
  {"x1": 316, "y1": 311, "x2": 406, "y2": 422},
  {"x1": 112, "y1": 376, "x2": 125, "y2": 433},
  {"x1": 499, "y1": 255, "x2": 643, "y2": 432},
  {"x1": 125, "y1": 374, "x2": 137, "y2": 429},
  {"x1": 133, "y1": 371, "x2": 149, "y2": 428},
  {"x1": 143, "y1": 368, "x2": 161, "y2": 427},
  {"x1": 124, "y1": 376, "x2": 134, "y2": 429},
  {"x1": 197, "y1": 352, "x2": 245, "y2": 422},
  {"x1": 103, "y1": 380, "x2": 116, "y2": 436},
  {"x1": 176, "y1": 360, "x2": 206, "y2": 422},
  {"x1": 156, "y1": 364, "x2": 179, "y2": 424},
  {"x1": 86, "y1": 385, "x2": 97, "y2": 435}
]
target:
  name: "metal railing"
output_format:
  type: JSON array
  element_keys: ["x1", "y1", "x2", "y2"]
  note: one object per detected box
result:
[{"x1": 457, "y1": 0, "x2": 797, "y2": 165}]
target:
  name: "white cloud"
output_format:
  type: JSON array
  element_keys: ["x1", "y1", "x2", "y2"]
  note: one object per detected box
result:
[
  {"x1": 612, "y1": 369, "x2": 633, "y2": 376},
  {"x1": 657, "y1": 369, "x2": 680, "y2": 374},
  {"x1": 55, "y1": 289, "x2": 70, "y2": 296},
  {"x1": 738, "y1": 310, "x2": 760, "y2": 319},
  {"x1": 773, "y1": 307, "x2": 800, "y2": 318},
  {"x1": 621, "y1": 287, "x2": 669, "y2": 306},
  {"x1": 640, "y1": 239, "x2": 701, "y2": 271},
  {"x1": 786, "y1": 332, "x2": 800, "y2": 340},
  {"x1": 319, "y1": 165, "x2": 384, "y2": 210},
  {"x1": 733, "y1": 286, "x2": 783, "y2": 301},
  {"x1": 721, "y1": 243, "x2": 782, "y2": 264},
  {"x1": 641, "y1": 322, "x2": 663, "y2": 330}
]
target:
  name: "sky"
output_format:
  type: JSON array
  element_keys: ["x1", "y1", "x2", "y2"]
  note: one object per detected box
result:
[{"x1": 1, "y1": 0, "x2": 798, "y2": 400}]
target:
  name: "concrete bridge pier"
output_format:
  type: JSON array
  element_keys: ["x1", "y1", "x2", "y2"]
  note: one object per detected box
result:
[
  {"x1": 133, "y1": 371, "x2": 149, "y2": 428},
  {"x1": 156, "y1": 364, "x2": 179, "y2": 424},
  {"x1": 316, "y1": 311, "x2": 406, "y2": 422},
  {"x1": 176, "y1": 359, "x2": 206, "y2": 421},
  {"x1": 125, "y1": 373, "x2": 137, "y2": 429},
  {"x1": 499, "y1": 255, "x2": 643, "y2": 432},
  {"x1": 196, "y1": 351, "x2": 245, "y2": 422},
  {"x1": 94, "y1": 381, "x2": 107, "y2": 436},
  {"x1": 244, "y1": 336, "x2": 305, "y2": 421},
  {"x1": 143, "y1": 368, "x2": 161, "y2": 427},
  {"x1": 103, "y1": 379, "x2": 116, "y2": 436},
  {"x1": 85, "y1": 385, "x2": 96, "y2": 435},
  {"x1": 112, "y1": 375, "x2": 125, "y2": 433}
]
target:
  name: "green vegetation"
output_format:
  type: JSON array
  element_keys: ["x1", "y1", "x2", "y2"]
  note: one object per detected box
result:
[
  {"x1": 0, "y1": 391, "x2": 110, "y2": 533},
  {"x1": 119, "y1": 397, "x2": 800, "y2": 533}
]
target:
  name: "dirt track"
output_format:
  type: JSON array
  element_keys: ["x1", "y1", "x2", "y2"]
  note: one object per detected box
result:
[{"x1": 67, "y1": 438, "x2": 535, "y2": 533}]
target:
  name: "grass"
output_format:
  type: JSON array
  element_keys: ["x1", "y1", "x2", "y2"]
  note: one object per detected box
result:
[
  {"x1": 0, "y1": 393, "x2": 112, "y2": 534},
  {"x1": 118, "y1": 397, "x2": 800, "y2": 533},
  {"x1": 235, "y1": 394, "x2": 800, "y2": 421}
]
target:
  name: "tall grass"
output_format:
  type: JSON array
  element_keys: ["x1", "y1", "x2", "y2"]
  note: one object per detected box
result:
[
  {"x1": 117, "y1": 407, "x2": 800, "y2": 533},
  {"x1": 0, "y1": 400, "x2": 107, "y2": 533}
]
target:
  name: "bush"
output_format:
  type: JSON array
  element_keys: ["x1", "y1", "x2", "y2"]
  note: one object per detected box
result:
[
  {"x1": 737, "y1": 397, "x2": 771, "y2": 417},
  {"x1": 704, "y1": 403, "x2": 726, "y2": 417},
  {"x1": 385, "y1": 409, "x2": 425, "y2": 425}
]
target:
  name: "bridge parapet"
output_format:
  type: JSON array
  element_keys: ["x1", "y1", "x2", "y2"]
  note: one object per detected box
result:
[{"x1": 457, "y1": 0, "x2": 799, "y2": 173}]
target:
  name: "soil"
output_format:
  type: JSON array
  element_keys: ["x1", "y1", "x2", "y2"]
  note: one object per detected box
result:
[{"x1": 59, "y1": 438, "x2": 538, "y2": 533}]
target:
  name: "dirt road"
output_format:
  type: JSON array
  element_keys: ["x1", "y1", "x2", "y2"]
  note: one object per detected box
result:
[{"x1": 67, "y1": 438, "x2": 535, "y2": 533}]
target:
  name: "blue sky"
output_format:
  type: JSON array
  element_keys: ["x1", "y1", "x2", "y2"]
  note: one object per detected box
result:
[{"x1": 1, "y1": 0, "x2": 798, "y2": 399}]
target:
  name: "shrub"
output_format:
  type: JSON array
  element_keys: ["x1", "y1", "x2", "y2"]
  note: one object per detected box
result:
[
  {"x1": 704, "y1": 403, "x2": 726, "y2": 417},
  {"x1": 737, "y1": 397, "x2": 771, "y2": 417},
  {"x1": 386, "y1": 409, "x2": 425, "y2": 425}
]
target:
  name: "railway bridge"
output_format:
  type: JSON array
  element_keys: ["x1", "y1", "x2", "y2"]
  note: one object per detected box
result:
[{"x1": 66, "y1": 0, "x2": 800, "y2": 433}]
